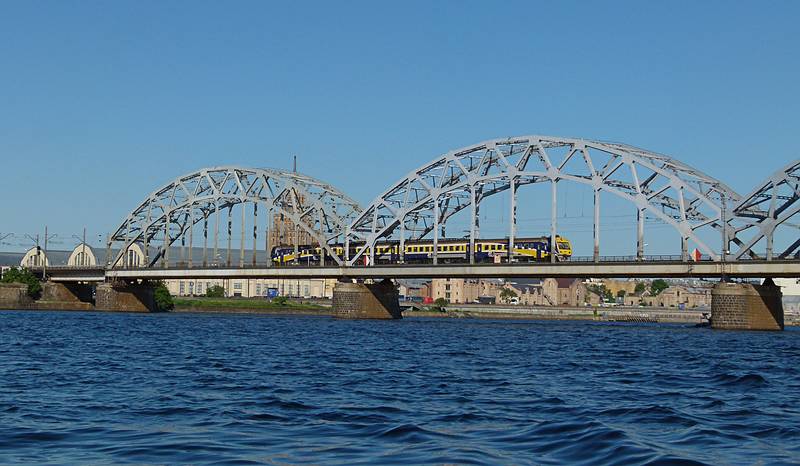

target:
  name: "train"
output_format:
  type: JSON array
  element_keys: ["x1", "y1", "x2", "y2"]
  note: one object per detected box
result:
[{"x1": 271, "y1": 235, "x2": 573, "y2": 265}]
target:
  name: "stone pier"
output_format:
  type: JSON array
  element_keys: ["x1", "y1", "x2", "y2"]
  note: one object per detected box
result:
[
  {"x1": 332, "y1": 279, "x2": 402, "y2": 319},
  {"x1": 0, "y1": 283, "x2": 32, "y2": 309},
  {"x1": 36, "y1": 282, "x2": 94, "y2": 311},
  {"x1": 95, "y1": 282, "x2": 158, "y2": 312},
  {"x1": 711, "y1": 280, "x2": 784, "y2": 331}
]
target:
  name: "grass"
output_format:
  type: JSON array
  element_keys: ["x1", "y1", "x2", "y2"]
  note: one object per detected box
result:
[{"x1": 172, "y1": 297, "x2": 326, "y2": 310}]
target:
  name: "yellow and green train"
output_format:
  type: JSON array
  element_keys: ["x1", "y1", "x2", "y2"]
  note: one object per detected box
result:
[{"x1": 271, "y1": 236, "x2": 572, "y2": 265}]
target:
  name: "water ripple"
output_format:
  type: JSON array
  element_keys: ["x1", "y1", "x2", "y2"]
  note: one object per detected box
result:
[{"x1": 0, "y1": 311, "x2": 799, "y2": 464}]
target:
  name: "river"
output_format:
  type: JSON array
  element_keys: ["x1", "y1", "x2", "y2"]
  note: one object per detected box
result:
[{"x1": 1, "y1": 311, "x2": 798, "y2": 464}]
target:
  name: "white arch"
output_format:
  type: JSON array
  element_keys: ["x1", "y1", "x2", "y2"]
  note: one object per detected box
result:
[
  {"x1": 109, "y1": 166, "x2": 362, "y2": 267},
  {"x1": 67, "y1": 243, "x2": 98, "y2": 266},
  {"x1": 20, "y1": 247, "x2": 49, "y2": 268},
  {"x1": 345, "y1": 136, "x2": 741, "y2": 265}
]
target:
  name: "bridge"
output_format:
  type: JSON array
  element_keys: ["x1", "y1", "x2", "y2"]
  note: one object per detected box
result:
[{"x1": 13, "y1": 135, "x2": 800, "y2": 328}]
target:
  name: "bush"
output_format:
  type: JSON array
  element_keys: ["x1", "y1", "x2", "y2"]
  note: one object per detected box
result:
[
  {"x1": 205, "y1": 285, "x2": 225, "y2": 298},
  {"x1": 153, "y1": 281, "x2": 174, "y2": 311},
  {"x1": 430, "y1": 297, "x2": 448, "y2": 312},
  {"x1": 1, "y1": 267, "x2": 42, "y2": 299},
  {"x1": 499, "y1": 288, "x2": 517, "y2": 303},
  {"x1": 272, "y1": 296, "x2": 288, "y2": 306}
]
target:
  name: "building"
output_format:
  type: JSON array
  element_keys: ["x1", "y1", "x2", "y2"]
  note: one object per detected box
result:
[
  {"x1": 428, "y1": 277, "x2": 592, "y2": 307},
  {"x1": 163, "y1": 277, "x2": 337, "y2": 298},
  {"x1": 430, "y1": 278, "x2": 503, "y2": 304},
  {"x1": 641, "y1": 284, "x2": 712, "y2": 308}
]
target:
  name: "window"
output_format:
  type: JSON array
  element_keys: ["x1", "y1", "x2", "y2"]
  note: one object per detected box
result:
[
  {"x1": 256, "y1": 284, "x2": 262, "y2": 295},
  {"x1": 233, "y1": 282, "x2": 242, "y2": 290},
  {"x1": 179, "y1": 282, "x2": 185, "y2": 295},
  {"x1": 304, "y1": 285, "x2": 309, "y2": 296},
  {"x1": 189, "y1": 282, "x2": 194, "y2": 295}
]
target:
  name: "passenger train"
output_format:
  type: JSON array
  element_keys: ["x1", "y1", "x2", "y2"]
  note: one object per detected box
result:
[{"x1": 271, "y1": 236, "x2": 573, "y2": 265}]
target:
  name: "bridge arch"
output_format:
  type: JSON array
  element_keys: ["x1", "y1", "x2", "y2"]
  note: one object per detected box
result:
[
  {"x1": 729, "y1": 160, "x2": 800, "y2": 260},
  {"x1": 345, "y1": 136, "x2": 741, "y2": 265},
  {"x1": 108, "y1": 167, "x2": 362, "y2": 268}
]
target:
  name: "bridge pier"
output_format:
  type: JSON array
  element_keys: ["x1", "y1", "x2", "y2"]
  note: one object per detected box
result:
[
  {"x1": 0, "y1": 283, "x2": 33, "y2": 309},
  {"x1": 95, "y1": 282, "x2": 159, "y2": 312},
  {"x1": 711, "y1": 280, "x2": 784, "y2": 331},
  {"x1": 332, "y1": 279, "x2": 402, "y2": 319},
  {"x1": 36, "y1": 282, "x2": 94, "y2": 310}
]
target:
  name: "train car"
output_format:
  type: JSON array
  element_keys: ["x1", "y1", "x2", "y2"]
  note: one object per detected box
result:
[
  {"x1": 389, "y1": 236, "x2": 572, "y2": 264},
  {"x1": 271, "y1": 236, "x2": 573, "y2": 265}
]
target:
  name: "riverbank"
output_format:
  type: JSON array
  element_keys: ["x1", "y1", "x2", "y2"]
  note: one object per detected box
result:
[
  {"x1": 175, "y1": 297, "x2": 709, "y2": 324},
  {"x1": 172, "y1": 297, "x2": 329, "y2": 315},
  {"x1": 406, "y1": 304, "x2": 709, "y2": 324}
]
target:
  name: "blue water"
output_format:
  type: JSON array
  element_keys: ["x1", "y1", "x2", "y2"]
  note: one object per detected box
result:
[{"x1": 1, "y1": 311, "x2": 799, "y2": 465}]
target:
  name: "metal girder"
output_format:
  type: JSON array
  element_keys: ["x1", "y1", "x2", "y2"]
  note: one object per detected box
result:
[
  {"x1": 729, "y1": 160, "x2": 800, "y2": 260},
  {"x1": 105, "y1": 138, "x2": 800, "y2": 269},
  {"x1": 344, "y1": 136, "x2": 742, "y2": 266},
  {"x1": 108, "y1": 167, "x2": 362, "y2": 267}
]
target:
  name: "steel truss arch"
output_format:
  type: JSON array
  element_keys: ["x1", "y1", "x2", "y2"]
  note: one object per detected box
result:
[
  {"x1": 729, "y1": 159, "x2": 800, "y2": 260},
  {"x1": 109, "y1": 166, "x2": 362, "y2": 268},
  {"x1": 345, "y1": 136, "x2": 741, "y2": 265}
]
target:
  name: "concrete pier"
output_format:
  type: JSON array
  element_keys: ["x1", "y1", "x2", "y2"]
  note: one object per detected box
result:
[
  {"x1": 95, "y1": 283, "x2": 158, "y2": 312},
  {"x1": 332, "y1": 279, "x2": 402, "y2": 319},
  {"x1": 711, "y1": 280, "x2": 784, "y2": 331},
  {"x1": 0, "y1": 283, "x2": 32, "y2": 309},
  {"x1": 37, "y1": 282, "x2": 94, "y2": 310}
]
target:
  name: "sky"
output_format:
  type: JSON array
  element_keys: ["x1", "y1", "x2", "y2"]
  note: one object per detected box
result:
[{"x1": 1, "y1": 1, "x2": 798, "y2": 254}]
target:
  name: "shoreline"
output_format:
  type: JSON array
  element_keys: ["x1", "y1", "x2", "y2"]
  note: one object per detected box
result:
[{"x1": 3, "y1": 303, "x2": 797, "y2": 326}]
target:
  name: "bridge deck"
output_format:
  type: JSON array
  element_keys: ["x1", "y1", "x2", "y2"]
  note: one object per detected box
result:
[{"x1": 38, "y1": 260, "x2": 800, "y2": 282}]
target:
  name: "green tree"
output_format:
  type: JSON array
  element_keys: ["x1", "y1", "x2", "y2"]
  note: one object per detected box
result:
[
  {"x1": 650, "y1": 279, "x2": 669, "y2": 296},
  {"x1": 500, "y1": 288, "x2": 518, "y2": 303},
  {"x1": 616, "y1": 290, "x2": 626, "y2": 298},
  {"x1": 153, "y1": 281, "x2": 174, "y2": 311},
  {"x1": 205, "y1": 285, "x2": 225, "y2": 298},
  {"x1": 634, "y1": 282, "x2": 646, "y2": 295},
  {"x1": 0, "y1": 267, "x2": 42, "y2": 299},
  {"x1": 432, "y1": 297, "x2": 448, "y2": 312}
]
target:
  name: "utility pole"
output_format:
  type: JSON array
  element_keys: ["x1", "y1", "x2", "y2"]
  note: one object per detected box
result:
[
  {"x1": 82, "y1": 227, "x2": 86, "y2": 266},
  {"x1": 42, "y1": 226, "x2": 57, "y2": 281}
]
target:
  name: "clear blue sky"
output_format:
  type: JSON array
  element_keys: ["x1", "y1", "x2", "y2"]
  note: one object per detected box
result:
[{"x1": 1, "y1": 1, "x2": 798, "y2": 253}]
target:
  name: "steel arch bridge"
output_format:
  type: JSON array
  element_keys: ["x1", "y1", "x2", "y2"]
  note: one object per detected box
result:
[
  {"x1": 106, "y1": 136, "x2": 800, "y2": 270},
  {"x1": 108, "y1": 167, "x2": 361, "y2": 268}
]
